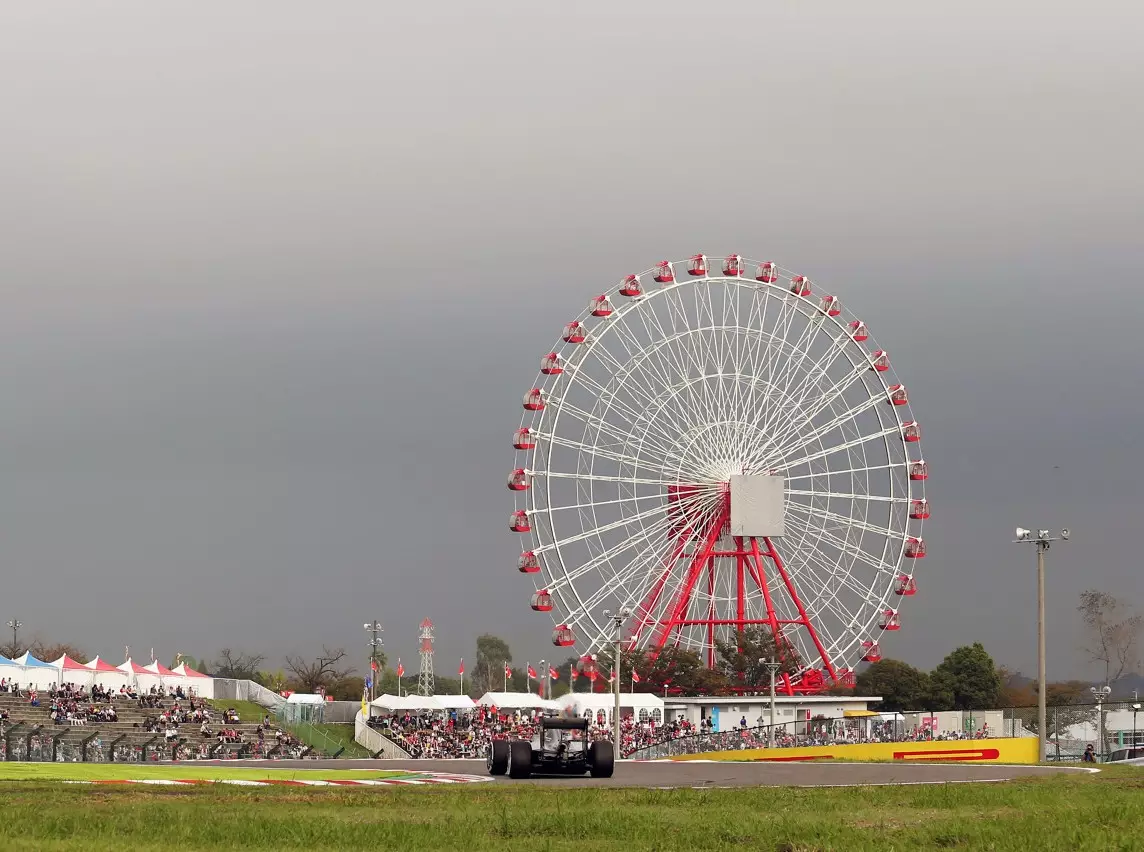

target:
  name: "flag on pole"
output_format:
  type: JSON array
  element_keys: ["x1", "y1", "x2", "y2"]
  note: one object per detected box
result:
[
  {"x1": 396, "y1": 659, "x2": 405, "y2": 678},
  {"x1": 458, "y1": 659, "x2": 464, "y2": 676},
  {"x1": 527, "y1": 664, "x2": 538, "y2": 680},
  {"x1": 570, "y1": 665, "x2": 578, "y2": 681},
  {"x1": 150, "y1": 648, "x2": 155, "y2": 663},
  {"x1": 371, "y1": 659, "x2": 379, "y2": 672},
  {"x1": 365, "y1": 677, "x2": 372, "y2": 689},
  {"x1": 362, "y1": 692, "x2": 368, "y2": 717},
  {"x1": 632, "y1": 670, "x2": 641, "y2": 683},
  {"x1": 549, "y1": 666, "x2": 559, "y2": 681},
  {"x1": 504, "y1": 662, "x2": 512, "y2": 678}
]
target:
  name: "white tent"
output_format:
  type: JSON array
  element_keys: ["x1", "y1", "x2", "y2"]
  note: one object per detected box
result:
[
  {"x1": 171, "y1": 663, "x2": 215, "y2": 698},
  {"x1": 13, "y1": 652, "x2": 59, "y2": 689},
  {"x1": 83, "y1": 657, "x2": 131, "y2": 690},
  {"x1": 560, "y1": 692, "x2": 665, "y2": 724},
  {"x1": 476, "y1": 691, "x2": 562, "y2": 713},
  {"x1": 0, "y1": 654, "x2": 24, "y2": 686},
  {"x1": 434, "y1": 694, "x2": 476, "y2": 710},
  {"x1": 119, "y1": 658, "x2": 163, "y2": 693},
  {"x1": 370, "y1": 693, "x2": 447, "y2": 712}
]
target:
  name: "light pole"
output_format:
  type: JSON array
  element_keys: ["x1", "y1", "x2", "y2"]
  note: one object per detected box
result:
[
  {"x1": 6, "y1": 619, "x2": 22, "y2": 653},
  {"x1": 1013, "y1": 526, "x2": 1069, "y2": 762},
  {"x1": 1091, "y1": 684, "x2": 1111, "y2": 762},
  {"x1": 363, "y1": 621, "x2": 384, "y2": 704},
  {"x1": 538, "y1": 658, "x2": 548, "y2": 700},
  {"x1": 761, "y1": 657, "x2": 781, "y2": 747},
  {"x1": 602, "y1": 607, "x2": 631, "y2": 751},
  {"x1": 1132, "y1": 700, "x2": 1140, "y2": 754}
]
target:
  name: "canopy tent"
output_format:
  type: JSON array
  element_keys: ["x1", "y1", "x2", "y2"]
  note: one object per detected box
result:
[
  {"x1": 119, "y1": 658, "x2": 164, "y2": 692},
  {"x1": 369, "y1": 693, "x2": 450, "y2": 713},
  {"x1": 476, "y1": 692, "x2": 562, "y2": 713},
  {"x1": 52, "y1": 654, "x2": 94, "y2": 686},
  {"x1": 84, "y1": 656, "x2": 130, "y2": 689},
  {"x1": 145, "y1": 661, "x2": 177, "y2": 678},
  {"x1": 560, "y1": 692, "x2": 665, "y2": 724},
  {"x1": 13, "y1": 652, "x2": 59, "y2": 688},
  {"x1": 171, "y1": 663, "x2": 214, "y2": 697},
  {"x1": 434, "y1": 694, "x2": 476, "y2": 710},
  {"x1": 0, "y1": 654, "x2": 16, "y2": 666},
  {"x1": 282, "y1": 692, "x2": 327, "y2": 723},
  {"x1": 0, "y1": 654, "x2": 21, "y2": 683}
]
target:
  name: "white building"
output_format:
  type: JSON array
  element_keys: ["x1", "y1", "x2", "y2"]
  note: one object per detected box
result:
[
  {"x1": 560, "y1": 692, "x2": 665, "y2": 724},
  {"x1": 664, "y1": 694, "x2": 883, "y2": 733}
]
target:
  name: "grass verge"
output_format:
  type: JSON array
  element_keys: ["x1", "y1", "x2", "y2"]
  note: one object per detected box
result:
[
  {"x1": 204, "y1": 699, "x2": 268, "y2": 722},
  {"x1": 0, "y1": 763, "x2": 409, "y2": 783},
  {"x1": 0, "y1": 766, "x2": 1138, "y2": 851}
]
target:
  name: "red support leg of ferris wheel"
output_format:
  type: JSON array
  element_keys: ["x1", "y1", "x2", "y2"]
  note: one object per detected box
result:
[{"x1": 647, "y1": 491, "x2": 841, "y2": 693}]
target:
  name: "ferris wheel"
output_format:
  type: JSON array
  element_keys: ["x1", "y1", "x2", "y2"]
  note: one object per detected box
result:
[{"x1": 508, "y1": 254, "x2": 928, "y2": 694}]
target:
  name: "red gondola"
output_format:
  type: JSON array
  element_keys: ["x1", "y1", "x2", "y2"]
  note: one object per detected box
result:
[
  {"x1": 904, "y1": 537, "x2": 926, "y2": 558},
  {"x1": 507, "y1": 469, "x2": 530, "y2": 491},
  {"x1": 895, "y1": 575, "x2": 917, "y2": 596},
  {"x1": 902, "y1": 421, "x2": 921, "y2": 443},
  {"x1": 869, "y1": 350, "x2": 890, "y2": 372},
  {"x1": 909, "y1": 499, "x2": 929, "y2": 519},
  {"x1": 879, "y1": 610, "x2": 901, "y2": 630},
  {"x1": 540, "y1": 354, "x2": 563, "y2": 375},
  {"x1": 687, "y1": 254, "x2": 707, "y2": 276},
  {"x1": 790, "y1": 276, "x2": 811, "y2": 296},
  {"x1": 513, "y1": 428, "x2": 536, "y2": 450},
  {"x1": 861, "y1": 641, "x2": 882, "y2": 663},
  {"x1": 850, "y1": 321, "x2": 868, "y2": 342},
  {"x1": 819, "y1": 295, "x2": 841, "y2": 316},
  {"x1": 888, "y1": 385, "x2": 908, "y2": 406},
  {"x1": 722, "y1": 254, "x2": 743, "y2": 277},
  {"x1": 510, "y1": 511, "x2": 531, "y2": 533},
  {"x1": 619, "y1": 274, "x2": 643, "y2": 297},
  {"x1": 590, "y1": 295, "x2": 613, "y2": 317},
  {"x1": 577, "y1": 654, "x2": 598, "y2": 675},
  {"x1": 523, "y1": 388, "x2": 545, "y2": 410},
  {"x1": 531, "y1": 591, "x2": 554, "y2": 612},
  {"x1": 837, "y1": 669, "x2": 856, "y2": 688},
  {"x1": 653, "y1": 261, "x2": 674, "y2": 283},
  {"x1": 909, "y1": 460, "x2": 928, "y2": 481},
  {"x1": 518, "y1": 551, "x2": 541, "y2": 573},
  {"x1": 756, "y1": 262, "x2": 777, "y2": 283},
  {"x1": 562, "y1": 321, "x2": 586, "y2": 344},
  {"x1": 552, "y1": 625, "x2": 575, "y2": 647}
]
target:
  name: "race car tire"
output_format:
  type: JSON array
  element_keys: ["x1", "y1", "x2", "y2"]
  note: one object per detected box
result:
[
  {"x1": 588, "y1": 741, "x2": 614, "y2": 778},
  {"x1": 487, "y1": 740, "x2": 509, "y2": 776},
  {"x1": 508, "y1": 740, "x2": 533, "y2": 779}
]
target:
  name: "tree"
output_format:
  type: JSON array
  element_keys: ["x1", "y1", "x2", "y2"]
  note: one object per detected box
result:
[
  {"x1": 855, "y1": 659, "x2": 932, "y2": 711},
  {"x1": 473, "y1": 634, "x2": 512, "y2": 695},
  {"x1": 30, "y1": 641, "x2": 88, "y2": 664},
  {"x1": 284, "y1": 646, "x2": 353, "y2": 694},
  {"x1": 1078, "y1": 589, "x2": 1142, "y2": 684},
  {"x1": 997, "y1": 667, "x2": 1037, "y2": 708},
  {"x1": 168, "y1": 653, "x2": 205, "y2": 673},
  {"x1": 211, "y1": 649, "x2": 266, "y2": 681},
  {"x1": 930, "y1": 643, "x2": 1001, "y2": 711},
  {"x1": 714, "y1": 627, "x2": 803, "y2": 687}
]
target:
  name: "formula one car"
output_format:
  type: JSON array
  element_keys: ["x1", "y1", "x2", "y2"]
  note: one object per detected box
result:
[{"x1": 487, "y1": 715, "x2": 614, "y2": 779}]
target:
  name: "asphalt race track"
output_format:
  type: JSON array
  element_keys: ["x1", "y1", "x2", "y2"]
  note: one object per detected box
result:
[{"x1": 234, "y1": 758, "x2": 1091, "y2": 788}]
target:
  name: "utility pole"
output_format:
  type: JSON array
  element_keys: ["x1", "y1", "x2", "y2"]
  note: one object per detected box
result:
[
  {"x1": 1013, "y1": 526, "x2": 1069, "y2": 762},
  {"x1": 762, "y1": 657, "x2": 781, "y2": 747},
  {"x1": 417, "y1": 618, "x2": 435, "y2": 697},
  {"x1": 603, "y1": 607, "x2": 631, "y2": 751},
  {"x1": 1091, "y1": 684, "x2": 1111, "y2": 762},
  {"x1": 363, "y1": 621, "x2": 384, "y2": 704}
]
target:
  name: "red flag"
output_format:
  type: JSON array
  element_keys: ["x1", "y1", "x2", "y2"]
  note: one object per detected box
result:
[
  {"x1": 587, "y1": 669, "x2": 598, "y2": 681},
  {"x1": 458, "y1": 659, "x2": 464, "y2": 676},
  {"x1": 632, "y1": 670, "x2": 641, "y2": 683},
  {"x1": 549, "y1": 666, "x2": 559, "y2": 681},
  {"x1": 504, "y1": 662, "x2": 512, "y2": 678},
  {"x1": 570, "y1": 667, "x2": 578, "y2": 681},
  {"x1": 396, "y1": 659, "x2": 405, "y2": 678},
  {"x1": 370, "y1": 659, "x2": 379, "y2": 673},
  {"x1": 527, "y1": 664, "x2": 538, "y2": 680}
]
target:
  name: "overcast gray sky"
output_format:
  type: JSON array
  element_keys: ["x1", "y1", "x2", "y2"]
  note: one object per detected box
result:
[{"x1": 1, "y1": 1, "x2": 1140, "y2": 681}]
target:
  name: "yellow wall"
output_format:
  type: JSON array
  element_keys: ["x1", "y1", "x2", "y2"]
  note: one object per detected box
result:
[{"x1": 673, "y1": 737, "x2": 1038, "y2": 764}]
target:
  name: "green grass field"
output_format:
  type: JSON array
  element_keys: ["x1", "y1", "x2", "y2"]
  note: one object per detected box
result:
[
  {"x1": 0, "y1": 763, "x2": 408, "y2": 783},
  {"x1": 0, "y1": 766, "x2": 1139, "y2": 851}
]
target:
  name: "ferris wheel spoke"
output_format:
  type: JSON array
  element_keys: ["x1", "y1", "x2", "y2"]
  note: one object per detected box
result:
[
  {"x1": 564, "y1": 368, "x2": 685, "y2": 453},
  {"x1": 539, "y1": 433, "x2": 680, "y2": 478},
  {"x1": 783, "y1": 462, "x2": 900, "y2": 483},
  {"x1": 760, "y1": 392, "x2": 885, "y2": 467},
  {"x1": 784, "y1": 499, "x2": 901, "y2": 543},
  {"x1": 781, "y1": 512, "x2": 897, "y2": 581},
  {"x1": 786, "y1": 489, "x2": 908, "y2": 504},
  {"x1": 767, "y1": 422, "x2": 902, "y2": 473},
  {"x1": 550, "y1": 400, "x2": 681, "y2": 466}
]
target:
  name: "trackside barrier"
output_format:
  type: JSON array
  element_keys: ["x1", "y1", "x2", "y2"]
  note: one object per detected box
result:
[{"x1": 672, "y1": 736, "x2": 1039, "y2": 764}]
